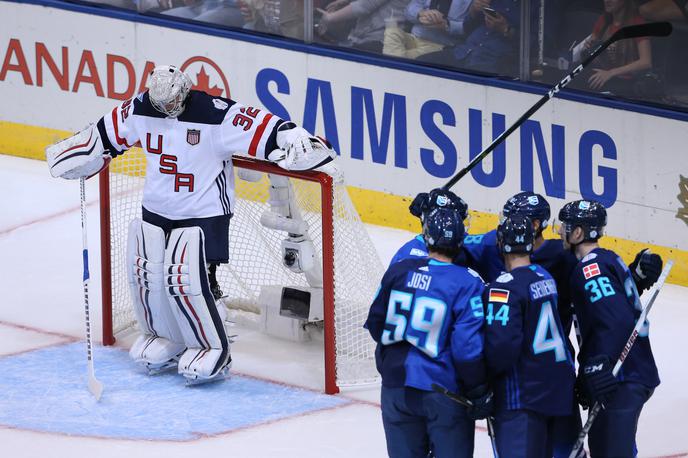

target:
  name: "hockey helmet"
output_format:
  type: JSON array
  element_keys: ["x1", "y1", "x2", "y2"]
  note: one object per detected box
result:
[
  {"x1": 422, "y1": 207, "x2": 466, "y2": 253},
  {"x1": 148, "y1": 65, "x2": 192, "y2": 118},
  {"x1": 500, "y1": 191, "x2": 551, "y2": 232},
  {"x1": 556, "y1": 199, "x2": 607, "y2": 243},
  {"x1": 497, "y1": 214, "x2": 534, "y2": 254}
]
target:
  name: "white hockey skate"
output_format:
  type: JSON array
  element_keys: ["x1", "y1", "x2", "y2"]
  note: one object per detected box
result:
[
  {"x1": 130, "y1": 334, "x2": 186, "y2": 375},
  {"x1": 183, "y1": 359, "x2": 232, "y2": 386}
]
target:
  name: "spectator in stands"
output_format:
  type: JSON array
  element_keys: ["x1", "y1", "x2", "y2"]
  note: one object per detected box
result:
[
  {"x1": 382, "y1": 0, "x2": 473, "y2": 59},
  {"x1": 240, "y1": 0, "x2": 305, "y2": 39},
  {"x1": 578, "y1": 0, "x2": 652, "y2": 95},
  {"x1": 316, "y1": 0, "x2": 410, "y2": 53},
  {"x1": 419, "y1": 0, "x2": 521, "y2": 75},
  {"x1": 639, "y1": 0, "x2": 688, "y2": 21},
  {"x1": 144, "y1": 0, "x2": 245, "y2": 28}
]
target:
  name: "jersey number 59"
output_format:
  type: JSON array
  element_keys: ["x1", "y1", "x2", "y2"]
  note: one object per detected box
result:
[{"x1": 381, "y1": 290, "x2": 447, "y2": 358}]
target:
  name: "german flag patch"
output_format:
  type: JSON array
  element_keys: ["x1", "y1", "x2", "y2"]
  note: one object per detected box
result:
[{"x1": 488, "y1": 288, "x2": 510, "y2": 303}]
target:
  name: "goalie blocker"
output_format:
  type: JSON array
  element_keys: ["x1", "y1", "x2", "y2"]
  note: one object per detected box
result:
[{"x1": 127, "y1": 219, "x2": 231, "y2": 382}]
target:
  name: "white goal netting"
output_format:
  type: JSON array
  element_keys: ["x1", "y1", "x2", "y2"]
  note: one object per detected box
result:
[{"x1": 101, "y1": 150, "x2": 382, "y2": 391}]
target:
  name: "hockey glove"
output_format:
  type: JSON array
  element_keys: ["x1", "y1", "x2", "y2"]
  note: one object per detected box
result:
[
  {"x1": 574, "y1": 377, "x2": 591, "y2": 409},
  {"x1": 46, "y1": 124, "x2": 111, "y2": 180},
  {"x1": 579, "y1": 355, "x2": 619, "y2": 407},
  {"x1": 272, "y1": 122, "x2": 336, "y2": 172},
  {"x1": 629, "y1": 249, "x2": 663, "y2": 293},
  {"x1": 464, "y1": 384, "x2": 494, "y2": 420},
  {"x1": 409, "y1": 192, "x2": 429, "y2": 218}
]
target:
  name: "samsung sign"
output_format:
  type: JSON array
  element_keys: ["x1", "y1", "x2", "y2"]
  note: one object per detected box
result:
[{"x1": 256, "y1": 68, "x2": 618, "y2": 207}]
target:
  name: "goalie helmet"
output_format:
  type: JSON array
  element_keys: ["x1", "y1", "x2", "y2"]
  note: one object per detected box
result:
[
  {"x1": 557, "y1": 199, "x2": 607, "y2": 243},
  {"x1": 148, "y1": 65, "x2": 192, "y2": 118},
  {"x1": 497, "y1": 214, "x2": 534, "y2": 254}
]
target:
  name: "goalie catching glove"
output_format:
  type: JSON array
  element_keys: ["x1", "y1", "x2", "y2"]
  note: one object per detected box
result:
[
  {"x1": 46, "y1": 124, "x2": 111, "y2": 180},
  {"x1": 269, "y1": 122, "x2": 336, "y2": 172}
]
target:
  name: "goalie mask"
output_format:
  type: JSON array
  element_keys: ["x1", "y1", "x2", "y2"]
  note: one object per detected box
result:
[{"x1": 148, "y1": 65, "x2": 192, "y2": 118}]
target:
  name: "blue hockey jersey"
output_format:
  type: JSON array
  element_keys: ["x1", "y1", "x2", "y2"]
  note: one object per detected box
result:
[
  {"x1": 462, "y1": 231, "x2": 503, "y2": 282},
  {"x1": 569, "y1": 248, "x2": 660, "y2": 388},
  {"x1": 389, "y1": 235, "x2": 429, "y2": 266},
  {"x1": 365, "y1": 257, "x2": 486, "y2": 394},
  {"x1": 463, "y1": 230, "x2": 578, "y2": 335},
  {"x1": 483, "y1": 264, "x2": 575, "y2": 416}
]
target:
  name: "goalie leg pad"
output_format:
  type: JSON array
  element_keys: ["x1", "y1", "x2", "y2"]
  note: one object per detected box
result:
[
  {"x1": 165, "y1": 226, "x2": 231, "y2": 380},
  {"x1": 127, "y1": 219, "x2": 186, "y2": 369}
]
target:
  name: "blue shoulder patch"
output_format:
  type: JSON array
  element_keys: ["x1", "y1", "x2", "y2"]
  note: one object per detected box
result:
[
  {"x1": 178, "y1": 91, "x2": 235, "y2": 125},
  {"x1": 132, "y1": 92, "x2": 166, "y2": 119}
]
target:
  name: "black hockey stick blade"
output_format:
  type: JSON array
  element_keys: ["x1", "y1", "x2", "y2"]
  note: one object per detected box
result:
[
  {"x1": 431, "y1": 383, "x2": 473, "y2": 408},
  {"x1": 613, "y1": 21, "x2": 672, "y2": 41}
]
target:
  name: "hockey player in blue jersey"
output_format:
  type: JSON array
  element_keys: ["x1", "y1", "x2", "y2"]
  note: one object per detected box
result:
[
  {"x1": 463, "y1": 192, "x2": 576, "y2": 302},
  {"x1": 463, "y1": 191, "x2": 658, "y2": 457},
  {"x1": 464, "y1": 191, "x2": 661, "y2": 298},
  {"x1": 389, "y1": 188, "x2": 469, "y2": 265},
  {"x1": 365, "y1": 207, "x2": 491, "y2": 458},
  {"x1": 483, "y1": 214, "x2": 575, "y2": 457},
  {"x1": 557, "y1": 200, "x2": 660, "y2": 457}
]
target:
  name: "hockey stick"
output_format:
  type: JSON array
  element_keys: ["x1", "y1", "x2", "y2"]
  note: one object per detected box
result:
[
  {"x1": 431, "y1": 383, "x2": 472, "y2": 407},
  {"x1": 432, "y1": 384, "x2": 499, "y2": 457},
  {"x1": 567, "y1": 259, "x2": 674, "y2": 458},
  {"x1": 442, "y1": 21, "x2": 672, "y2": 191},
  {"x1": 80, "y1": 177, "x2": 104, "y2": 401}
]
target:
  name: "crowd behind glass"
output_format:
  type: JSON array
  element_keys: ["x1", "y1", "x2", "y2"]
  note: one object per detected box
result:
[{"x1": 80, "y1": 0, "x2": 688, "y2": 112}]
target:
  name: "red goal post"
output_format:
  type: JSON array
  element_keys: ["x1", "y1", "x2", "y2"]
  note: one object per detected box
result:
[{"x1": 99, "y1": 153, "x2": 381, "y2": 394}]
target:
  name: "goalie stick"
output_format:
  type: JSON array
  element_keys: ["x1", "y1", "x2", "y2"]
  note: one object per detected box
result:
[
  {"x1": 431, "y1": 384, "x2": 499, "y2": 458},
  {"x1": 567, "y1": 259, "x2": 674, "y2": 458},
  {"x1": 442, "y1": 21, "x2": 672, "y2": 191},
  {"x1": 80, "y1": 177, "x2": 104, "y2": 401}
]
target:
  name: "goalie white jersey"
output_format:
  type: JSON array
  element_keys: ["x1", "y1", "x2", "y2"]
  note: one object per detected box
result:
[{"x1": 96, "y1": 90, "x2": 283, "y2": 220}]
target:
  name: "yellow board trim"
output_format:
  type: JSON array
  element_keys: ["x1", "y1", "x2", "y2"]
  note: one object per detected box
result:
[{"x1": 3, "y1": 120, "x2": 685, "y2": 285}]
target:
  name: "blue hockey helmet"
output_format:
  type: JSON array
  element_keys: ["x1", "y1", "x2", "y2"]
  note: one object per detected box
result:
[
  {"x1": 422, "y1": 207, "x2": 466, "y2": 254},
  {"x1": 556, "y1": 199, "x2": 607, "y2": 242},
  {"x1": 497, "y1": 214, "x2": 534, "y2": 254},
  {"x1": 410, "y1": 188, "x2": 469, "y2": 222},
  {"x1": 501, "y1": 191, "x2": 550, "y2": 232}
]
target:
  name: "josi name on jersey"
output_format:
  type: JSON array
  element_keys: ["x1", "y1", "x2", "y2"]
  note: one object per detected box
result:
[{"x1": 406, "y1": 271, "x2": 432, "y2": 291}]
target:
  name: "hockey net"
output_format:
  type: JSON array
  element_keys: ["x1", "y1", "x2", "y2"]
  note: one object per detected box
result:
[{"x1": 99, "y1": 151, "x2": 382, "y2": 393}]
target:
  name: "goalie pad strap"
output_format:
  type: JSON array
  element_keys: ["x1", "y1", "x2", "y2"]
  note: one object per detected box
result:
[{"x1": 165, "y1": 227, "x2": 229, "y2": 376}]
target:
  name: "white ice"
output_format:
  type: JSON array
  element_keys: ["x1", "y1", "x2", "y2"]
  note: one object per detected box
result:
[{"x1": 0, "y1": 155, "x2": 686, "y2": 457}]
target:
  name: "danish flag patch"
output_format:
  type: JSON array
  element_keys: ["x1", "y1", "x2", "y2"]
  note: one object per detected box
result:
[{"x1": 583, "y1": 263, "x2": 601, "y2": 279}]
